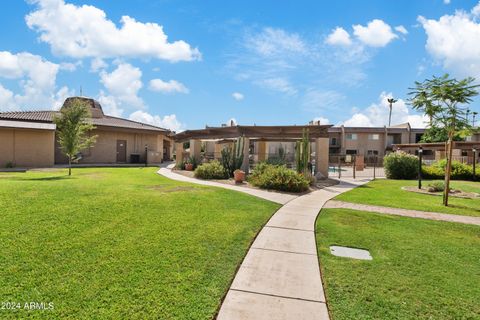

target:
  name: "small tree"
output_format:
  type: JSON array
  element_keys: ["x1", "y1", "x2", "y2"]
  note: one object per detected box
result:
[
  {"x1": 54, "y1": 99, "x2": 97, "y2": 176},
  {"x1": 409, "y1": 74, "x2": 479, "y2": 205}
]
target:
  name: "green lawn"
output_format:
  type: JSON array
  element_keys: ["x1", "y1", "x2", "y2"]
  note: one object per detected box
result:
[
  {"x1": 0, "y1": 168, "x2": 279, "y2": 319},
  {"x1": 335, "y1": 179, "x2": 480, "y2": 217},
  {"x1": 316, "y1": 208, "x2": 480, "y2": 319}
]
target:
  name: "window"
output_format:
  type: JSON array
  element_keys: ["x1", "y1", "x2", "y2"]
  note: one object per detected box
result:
[
  {"x1": 346, "y1": 149, "x2": 357, "y2": 155},
  {"x1": 368, "y1": 134, "x2": 380, "y2": 140},
  {"x1": 331, "y1": 137, "x2": 337, "y2": 145},
  {"x1": 346, "y1": 133, "x2": 357, "y2": 140},
  {"x1": 367, "y1": 150, "x2": 379, "y2": 155}
]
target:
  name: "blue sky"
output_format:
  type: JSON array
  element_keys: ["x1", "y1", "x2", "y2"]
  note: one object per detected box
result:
[{"x1": 1, "y1": 0, "x2": 480, "y2": 131}]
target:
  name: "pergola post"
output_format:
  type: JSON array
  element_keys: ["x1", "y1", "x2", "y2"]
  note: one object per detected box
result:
[
  {"x1": 315, "y1": 137, "x2": 329, "y2": 178},
  {"x1": 175, "y1": 143, "x2": 184, "y2": 166},
  {"x1": 214, "y1": 142, "x2": 223, "y2": 160},
  {"x1": 257, "y1": 141, "x2": 266, "y2": 162},
  {"x1": 190, "y1": 139, "x2": 202, "y2": 162},
  {"x1": 241, "y1": 137, "x2": 250, "y2": 174}
]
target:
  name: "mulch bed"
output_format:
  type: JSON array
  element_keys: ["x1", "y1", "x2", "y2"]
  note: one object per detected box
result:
[{"x1": 402, "y1": 186, "x2": 479, "y2": 199}]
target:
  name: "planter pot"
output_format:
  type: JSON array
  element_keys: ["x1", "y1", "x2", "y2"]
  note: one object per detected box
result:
[
  {"x1": 234, "y1": 170, "x2": 245, "y2": 183},
  {"x1": 185, "y1": 163, "x2": 194, "y2": 171}
]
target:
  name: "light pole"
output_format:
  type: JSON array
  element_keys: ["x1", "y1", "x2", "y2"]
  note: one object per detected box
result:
[
  {"x1": 473, "y1": 147, "x2": 477, "y2": 181},
  {"x1": 473, "y1": 111, "x2": 478, "y2": 127},
  {"x1": 387, "y1": 98, "x2": 397, "y2": 127},
  {"x1": 418, "y1": 147, "x2": 423, "y2": 189},
  {"x1": 145, "y1": 145, "x2": 148, "y2": 167}
]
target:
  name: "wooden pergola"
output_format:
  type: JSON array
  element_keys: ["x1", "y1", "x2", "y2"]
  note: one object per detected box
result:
[
  {"x1": 173, "y1": 125, "x2": 331, "y2": 142},
  {"x1": 173, "y1": 124, "x2": 332, "y2": 177}
]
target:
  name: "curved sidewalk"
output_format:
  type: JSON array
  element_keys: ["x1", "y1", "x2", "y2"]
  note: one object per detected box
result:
[
  {"x1": 157, "y1": 166, "x2": 297, "y2": 204},
  {"x1": 157, "y1": 166, "x2": 368, "y2": 320}
]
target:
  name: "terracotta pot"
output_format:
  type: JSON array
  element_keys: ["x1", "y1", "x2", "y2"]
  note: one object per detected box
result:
[
  {"x1": 234, "y1": 170, "x2": 245, "y2": 183},
  {"x1": 185, "y1": 163, "x2": 194, "y2": 171}
]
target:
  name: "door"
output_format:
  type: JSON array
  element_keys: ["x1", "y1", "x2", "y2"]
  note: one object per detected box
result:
[
  {"x1": 116, "y1": 140, "x2": 127, "y2": 163},
  {"x1": 163, "y1": 140, "x2": 170, "y2": 161}
]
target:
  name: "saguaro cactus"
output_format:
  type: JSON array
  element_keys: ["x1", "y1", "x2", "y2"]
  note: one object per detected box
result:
[
  {"x1": 295, "y1": 128, "x2": 310, "y2": 176},
  {"x1": 220, "y1": 136, "x2": 245, "y2": 177}
]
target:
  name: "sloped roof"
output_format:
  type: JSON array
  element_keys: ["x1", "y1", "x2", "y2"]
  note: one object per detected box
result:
[{"x1": 0, "y1": 110, "x2": 169, "y2": 133}]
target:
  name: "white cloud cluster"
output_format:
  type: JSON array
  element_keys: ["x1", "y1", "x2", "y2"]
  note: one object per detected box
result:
[
  {"x1": 129, "y1": 110, "x2": 183, "y2": 132},
  {"x1": 149, "y1": 79, "x2": 189, "y2": 94},
  {"x1": 342, "y1": 92, "x2": 427, "y2": 128},
  {"x1": 325, "y1": 27, "x2": 352, "y2": 46},
  {"x1": 326, "y1": 19, "x2": 402, "y2": 48},
  {"x1": 232, "y1": 92, "x2": 244, "y2": 101},
  {"x1": 245, "y1": 27, "x2": 306, "y2": 56},
  {"x1": 100, "y1": 63, "x2": 144, "y2": 108},
  {"x1": 26, "y1": 0, "x2": 200, "y2": 62},
  {"x1": 418, "y1": 3, "x2": 480, "y2": 78},
  {"x1": 0, "y1": 51, "x2": 70, "y2": 111}
]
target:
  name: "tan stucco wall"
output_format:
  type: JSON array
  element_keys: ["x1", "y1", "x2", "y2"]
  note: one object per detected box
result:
[
  {"x1": 0, "y1": 128, "x2": 55, "y2": 167},
  {"x1": 55, "y1": 128, "x2": 169, "y2": 164}
]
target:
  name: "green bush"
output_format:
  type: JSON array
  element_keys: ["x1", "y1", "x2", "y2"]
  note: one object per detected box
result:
[
  {"x1": 423, "y1": 160, "x2": 479, "y2": 180},
  {"x1": 383, "y1": 151, "x2": 419, "y2": 180},
  {"x1": 248, "y1": 163, "x2": 309, "y2": 193},
  {"x1": 194, "y1": 161, "x2": 227, "y2": 179},
  {"x1": 427, "y1": 181, "x2": 445, "y2": 192}
]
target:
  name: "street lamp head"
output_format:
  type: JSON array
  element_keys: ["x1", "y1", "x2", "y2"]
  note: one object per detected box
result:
[
  {"x1": 387, "y1": 98, "x2": 397, "y2": 104},
  {"x1": 418, "y1": 146, "x2": 423, "y2": 154},
  {"x1": 474, "y1": 147, "x2": 477, "y2": 153}
]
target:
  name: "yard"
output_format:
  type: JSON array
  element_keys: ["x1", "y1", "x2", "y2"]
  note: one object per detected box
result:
[
  {"x1": 316, "y1": 208, "x2": 480, "y2": 319},
  {"x1": 334, "y1": 179, "x2": 480, "y2": 217},
  {"x1": 0, "y1": 168, "x2": 279, "y2": 319}
]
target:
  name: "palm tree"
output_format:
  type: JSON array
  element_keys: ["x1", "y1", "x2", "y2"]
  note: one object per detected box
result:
[{"x1": 387, "y1": 98, "x2": 397, "y2": 127}]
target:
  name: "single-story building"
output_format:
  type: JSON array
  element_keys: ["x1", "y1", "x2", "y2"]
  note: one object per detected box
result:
[{"x1": 0, "y1": 97, "x2": 173, "y2": 168}]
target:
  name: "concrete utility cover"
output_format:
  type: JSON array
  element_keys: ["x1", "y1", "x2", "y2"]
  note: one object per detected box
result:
[{"x1": 330, "y1": 246, "x2": 372, "y2": 260}]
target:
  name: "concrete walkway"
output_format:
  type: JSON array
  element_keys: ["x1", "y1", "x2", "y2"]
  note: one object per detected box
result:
[
  {"x1": 217, "y1": 179, "x2": 370, "y2": 320},
  {"x1": 157, "y1": 165, "x2": 369, "y2": 319},
  {"x1": 324, "y1": 200, "x2": 480, "y2": 226},
  {"x1": 157, "y1": 166, "x2": 297, "y2": 205}
]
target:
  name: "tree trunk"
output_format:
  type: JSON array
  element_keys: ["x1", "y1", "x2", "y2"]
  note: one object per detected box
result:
[
  {"x1": 68, "y1": 157, "x2": 72, "y2": 176},
  {"x1": 443, "y1": 135, "x2": 454, "y2": 206}
]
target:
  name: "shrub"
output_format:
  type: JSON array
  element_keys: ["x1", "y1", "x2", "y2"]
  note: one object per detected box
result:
[
  {"x1": 423, "y1": 160, "x2": 478, "y2": 180},
  {"x1": 5, "y1": 161, "x2": 15, "y2": 168},
  {"x1": 427, "y1": 181, "x2": 445, "y2": 192},
  {"x1": 194, "y1": 161, "x2": 227, "y2": 179},
  {"x1": 248, "y1": 163, "x2": 309, "y2": 193},
  {"x1": 383, "y1": 151, "x2": 419, "y2": 179},
  {"x1": 422, "y1": 165, "x2": 443, "y2": 179}
]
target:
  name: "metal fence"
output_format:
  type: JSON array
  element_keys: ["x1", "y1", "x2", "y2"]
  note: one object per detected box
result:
[{"x1": 328, "y1": 154, "x2": 385, "y2": 179}]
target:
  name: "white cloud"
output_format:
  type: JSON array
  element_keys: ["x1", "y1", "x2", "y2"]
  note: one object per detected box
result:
[
  {"x1": 245, "y1": 27, "x2": 306, "y2": 56},
  {"x1": 59, "y1": 61, "x2": 80, "y2": 72},
  {"x1": 258, "y1": 77, "x2": 297, "y2": 95},
  {"x1": 26, "y1": 0, "x2": 200, "y2": 62},
  {"x1": 353, "y1": 19, "x2": 398, "y2": 47},
  {"x1": 444, "y1": 0, "x2": 451, "y2": 4},
  {"x1": 53, "y1": 86, "x2": 75, "y2": 110},
  {"x1": 129, "y1": 110, "x2": 183, "y2": 132},
  {"x1": 325, "y1": 27, "x2": 352, "y2": 46},
  {"x1": 0, "y1": 51, "x2": 72, "y2": 110},
  {"x1": 100, "y1": 63, "x2": 144, "y2": 108},
  {"x1": 418, "y1": 5, "x2": 480, "y2": 78},
  {"x1": 395, "y1": 25, "x2": 408, "y2": 35},
  {"x1": 97, "y1": 92, "x2": 124, "y2": 117},
  {"x1": 341, "y1": 92, "x2": 428, "y2": 128},
  {"x1": 232, "y1": 92, "x2": 244, "y2": 101},
  {"x1": 90, "y1": 58, "x2": 107, "y2": 72},
  {"x1": 0, "y1": 84, "x2": 15, "y2": 111},
  {"x1": 149, "y1": 78, "x2": 189, "y2": 94}
]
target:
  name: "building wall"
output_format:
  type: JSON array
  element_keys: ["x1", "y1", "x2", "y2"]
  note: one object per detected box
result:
[
  {"x1": 55, "y1": 128, "x2": 169, "y2": 164},
  {"x1": 0, "y1": 128, "x2": 55, "y2": 167}
]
